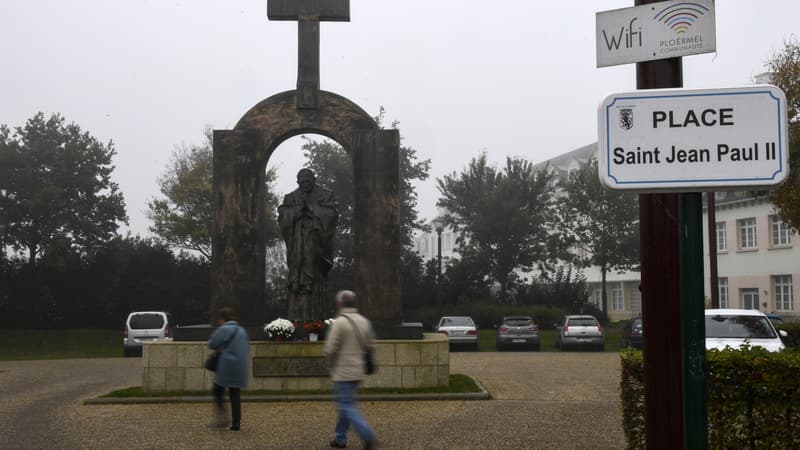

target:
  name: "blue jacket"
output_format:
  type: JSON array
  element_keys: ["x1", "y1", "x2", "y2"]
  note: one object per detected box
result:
[{"x1": 208, "y1": 321, "x2": 250, "y2": 388}]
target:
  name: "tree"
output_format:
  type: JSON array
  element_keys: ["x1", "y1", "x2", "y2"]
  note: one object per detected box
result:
[
  {"x1": 0, "y1": 113, "x2": 127, "y2": 265},
  {"x1": 148, "y1": 128, "x2": 281, "y2": 261},
  {"x1": 299, "y1": 110, "x2": 431, "y2": 311},
  {"x1": 557, "y1": 157, "x2": 639, "y2": 318},
  {"x1": 767, "y1": 39, "x2": 800, "y2": 231},
  {"x1": 436, "y1": 153, "x2": 558, "y2": 302},
  {"x1": 301, "y1": 108, "x2": 432, "y2": 262}
]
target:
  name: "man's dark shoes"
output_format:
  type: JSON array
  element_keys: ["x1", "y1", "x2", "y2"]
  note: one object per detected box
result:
[
  {"x1": 364, "y1": 440, "x2": 377, "y2": 450},
  {"x1": 229, "y1": 425, "x2": 240, "y2": 431},
  {"x1": 329, "y1": 439, "x2": 346, "y2": 448}
]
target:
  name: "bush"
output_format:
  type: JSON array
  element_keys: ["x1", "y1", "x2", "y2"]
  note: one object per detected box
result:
[
  {"x1": 619, "y1": 349, "x2": 645, "y2": 449},
  {"x1": 776, "y1": 322, "x2": 800, "y2": 349},
  {"x1": 620, "y1": 347, "x2": 800, "y2": 449}
]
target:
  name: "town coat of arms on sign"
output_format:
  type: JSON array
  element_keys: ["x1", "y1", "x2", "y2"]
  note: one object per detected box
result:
[{"x1": 619, "y1": 108, "x2": 633, "y2": 130}]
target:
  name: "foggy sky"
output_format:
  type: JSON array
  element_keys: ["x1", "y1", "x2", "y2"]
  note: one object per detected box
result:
[{"x1": 1, "y1": 0, "x2": 798, "y2": 237}]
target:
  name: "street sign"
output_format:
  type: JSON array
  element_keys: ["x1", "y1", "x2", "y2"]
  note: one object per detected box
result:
[
  {"x1": 596, "y1": 0, "x2": 716, "y2": 67},
  {"x1": 598, "y1": 85, "x2": 789, "y2": 192}
]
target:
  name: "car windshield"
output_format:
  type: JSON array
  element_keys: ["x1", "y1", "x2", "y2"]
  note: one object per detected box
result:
[
  {"x1": 705, "y1": 315, "x2": 776, "y2": 339},
  {"x1": 568, "y1": 318, "x2": 596, "y2": 327},
  {"x1": 130, "y1": 313, "x2": 165, "y2": 329},
  {"x1": 632, "y1": 319, "x2": 643, "y2": 330},
  {"x1": 504, "y1": 318, "x2": 533, "y2": 326},
  {"x1": 441, "y1": 317, "x2": 474, "y2": 327}
]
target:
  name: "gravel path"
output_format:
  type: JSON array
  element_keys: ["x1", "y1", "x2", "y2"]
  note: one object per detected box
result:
[{"x1": 0, "y1": 352, "x2": 625, "y2": 449}]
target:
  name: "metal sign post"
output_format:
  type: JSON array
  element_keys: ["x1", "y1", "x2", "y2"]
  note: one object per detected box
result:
[
  {"x1": 679, "y1": 192, "x2": 707, "y2": 449},
  {"x1": 599, "y1": 2, "x2": 789, "y2": 447}
]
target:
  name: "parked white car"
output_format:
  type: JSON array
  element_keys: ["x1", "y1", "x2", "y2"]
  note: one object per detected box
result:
[
  {"x1": 436, "y1": 316, "x2": 479, "y2": 350},
  {"x1": 124, "y1": 311, "x2": 173, "y2": 356},
  {"x1": 705, "y1": 309, "x2": 787, "y2": 352}
]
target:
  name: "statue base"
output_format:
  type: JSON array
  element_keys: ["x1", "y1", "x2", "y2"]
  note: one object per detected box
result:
[
  {"x1": 375, "y1": 322, "x2": 424, "y2": 340},
  {"x1": 141, "y1": 333, "x2": 449, "y2": 392}
]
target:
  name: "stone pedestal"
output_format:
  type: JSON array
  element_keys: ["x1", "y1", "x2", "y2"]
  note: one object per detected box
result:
[{"x1": 142, "y1": 333, "x2": 449, "y2": 392}]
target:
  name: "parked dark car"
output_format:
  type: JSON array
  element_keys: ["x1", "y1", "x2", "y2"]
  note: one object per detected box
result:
[
  {"x1": 766, "y1": 313, "x2": 784, "y2": 326},
  {"x1": 621, "y1": 317, "x2": 643, "y2": 349},
  {"x1": 496, "y1": 316, "x2": 540, "y2": 351}
]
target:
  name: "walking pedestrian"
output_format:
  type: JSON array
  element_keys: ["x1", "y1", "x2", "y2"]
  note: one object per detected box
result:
[
  {"x1": 324, "y1": 290, "x2": 378, "y2": 449},
  {"x1": 208, "y1": 307, "x2": 249, "y2": 431}
]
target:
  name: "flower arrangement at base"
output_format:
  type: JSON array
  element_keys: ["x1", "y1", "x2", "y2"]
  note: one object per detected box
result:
[
  {"x1": 264, "y1": 318, "x2": 295, "y2": 341},
  {"x1": 303, "y1": 320, "x2": 325, "y2": 335}
]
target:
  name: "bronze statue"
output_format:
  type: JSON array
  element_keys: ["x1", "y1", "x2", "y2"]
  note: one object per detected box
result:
[{"x1": 278, "y1": 168, "x2": 339, "y2": 320}]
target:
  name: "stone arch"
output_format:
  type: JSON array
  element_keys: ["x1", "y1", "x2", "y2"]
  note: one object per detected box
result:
[{"x1": 211, "y1": 90, "x2": 401, "y2": 327}]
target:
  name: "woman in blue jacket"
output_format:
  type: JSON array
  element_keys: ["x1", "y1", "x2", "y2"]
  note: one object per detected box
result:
[{"x1": 208, "y1": 307, "x2": 249, "y2": 431}]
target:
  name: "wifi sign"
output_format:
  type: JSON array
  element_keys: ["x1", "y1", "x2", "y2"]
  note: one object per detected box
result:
[
  {"x1": 653, "y1": 2, "x2": 710, "y2": 35},
  {"x1": 596, "y1": 0, "x2": 715, "y2": 67}
]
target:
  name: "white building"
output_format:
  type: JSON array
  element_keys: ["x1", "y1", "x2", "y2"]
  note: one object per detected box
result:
[
  {"x1": 414, "y1": 223, "x2": 459, "y2": 262},
  {"x1": 703, "y1": 192, "x2": 799, "y2": 318}
]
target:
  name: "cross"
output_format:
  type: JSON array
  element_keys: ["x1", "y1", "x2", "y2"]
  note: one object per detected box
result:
[{"x1": 268, "y1": 0, "x2": 350, "y2": 109}]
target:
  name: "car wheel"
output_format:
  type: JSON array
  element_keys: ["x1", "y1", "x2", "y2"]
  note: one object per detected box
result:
[
  {"x1": 495, "y1": 344, "x2": 503, "y2": 352},
  {"x1": 598, "y1": 344, "x2": 606, "y2": 352},
  {"x1": 532, "y1": 343, "x2": 541, "y2": 352}
]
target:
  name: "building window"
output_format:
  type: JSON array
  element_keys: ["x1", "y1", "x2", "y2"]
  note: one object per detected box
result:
[
  {"x1": 593, "y1": 289, "x2": 602, "y2": 307},
  {"x1": 741, "y1": 288, "x2": 760, "y2": 310},
  {"x1": 773, "y1": 275, "x2": 793, "y2": 311},
  {"x1": 718, "y1": 278, "x2": 728, "y2": 308},
  {"x1": 612, "y1": 284, "x2": 624, "y2": 311},
  {"x1": 716, "y1": 222, "x2": 727, "y2": 251},
  {"x1": 738, "y1": 218, "x2": 757, "y2": 250},
  {"x1": 771, "y1": 215, "x2": 791, "y2": 247}
]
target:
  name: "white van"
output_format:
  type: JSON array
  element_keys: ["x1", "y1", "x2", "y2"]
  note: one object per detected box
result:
[{"x1": 123, "y1": 311, "x2": 173, "y2": 356}]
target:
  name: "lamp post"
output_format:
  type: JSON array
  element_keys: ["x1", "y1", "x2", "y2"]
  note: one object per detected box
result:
[{"x1": 431, "y1": 217, "x2": 445, "y2": 319}]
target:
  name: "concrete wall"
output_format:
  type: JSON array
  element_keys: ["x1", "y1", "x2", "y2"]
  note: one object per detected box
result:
[{"x1": 142, "y1": 333, "x2": 449, "y2": 392}]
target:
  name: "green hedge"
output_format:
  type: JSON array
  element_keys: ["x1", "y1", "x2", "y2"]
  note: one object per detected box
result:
[
  {"x1": 620, "y1": 347, "x2": 800, "y2": 449},
  {"x1": 776, "y1": 321, "x2": 800, "y2": 349}
]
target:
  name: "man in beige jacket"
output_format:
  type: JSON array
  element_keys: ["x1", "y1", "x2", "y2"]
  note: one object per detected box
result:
[{"x1": 324, "y1": 290, "x2": 378, "y2": 449}]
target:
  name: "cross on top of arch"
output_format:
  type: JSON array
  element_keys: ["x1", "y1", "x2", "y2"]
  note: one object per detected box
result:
[{"x1": 268, "y1": 0, "x2": 351, "y2": 109}]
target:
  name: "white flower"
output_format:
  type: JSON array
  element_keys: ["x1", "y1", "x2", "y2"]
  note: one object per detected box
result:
[{"x1": 264, "y1": 318, "x2": 295, "y2": 339}]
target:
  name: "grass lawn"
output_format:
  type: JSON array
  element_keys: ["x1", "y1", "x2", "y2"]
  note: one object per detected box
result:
[
  {"x1": 0, "y1": 329, "x2": 122, "y2": 361},
  {"x1": 102, "y1": 374, "x2": 482, "y2": 398}
]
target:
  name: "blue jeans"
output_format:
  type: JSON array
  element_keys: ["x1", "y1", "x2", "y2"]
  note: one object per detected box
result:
[{"x1": 334, "y1": 381, "x2": 376, "y2": 444}]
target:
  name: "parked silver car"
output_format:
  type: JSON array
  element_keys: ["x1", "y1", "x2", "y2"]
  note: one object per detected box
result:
[
  {"x1": 437, "y1": 316, "x2": 479, "y2": 350},
  {"x1": 124, "y1": 311, "x2": 173, "y2": 356},
  {"x1": 555, "y1": 315, "x2": 605, "y2": 351},
  {"x1": 496, "y1": 316, "x2": 540, "y2": 351},
  {"x1": 705, "y1": 309, "x2": 787, "y2": 352}
]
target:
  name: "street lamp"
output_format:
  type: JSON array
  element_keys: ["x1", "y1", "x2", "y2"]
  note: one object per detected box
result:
[{"x1": 431, "y1": 217, "x2": 446, "y2": 319}]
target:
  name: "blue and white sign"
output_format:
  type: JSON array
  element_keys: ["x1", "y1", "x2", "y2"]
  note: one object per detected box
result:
[{"x1": 598, "y1": 85, "x2": 789, "y2": 192}]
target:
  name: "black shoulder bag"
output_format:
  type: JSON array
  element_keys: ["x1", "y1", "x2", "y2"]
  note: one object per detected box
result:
[
  {"x1": 205, "y1": 326, "x2": 239, "y2": 372},
  {"x1": 342, "y1": 314, "x2": 376, "y2": 375}
]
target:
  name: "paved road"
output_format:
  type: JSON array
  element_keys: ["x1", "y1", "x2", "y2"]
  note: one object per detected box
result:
[{"x1": 0, "y1": 352, "x2": 625, "y2": 449}]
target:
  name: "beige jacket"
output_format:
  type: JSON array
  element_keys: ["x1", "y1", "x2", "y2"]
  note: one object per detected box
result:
[{"x1": 324, "y1": 308, "x2": 376, "y2": 382}]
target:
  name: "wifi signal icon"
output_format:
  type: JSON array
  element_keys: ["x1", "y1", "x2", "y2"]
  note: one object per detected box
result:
[{"x1": 653, "y1": 2, "x2": 710, "y2": 34}]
